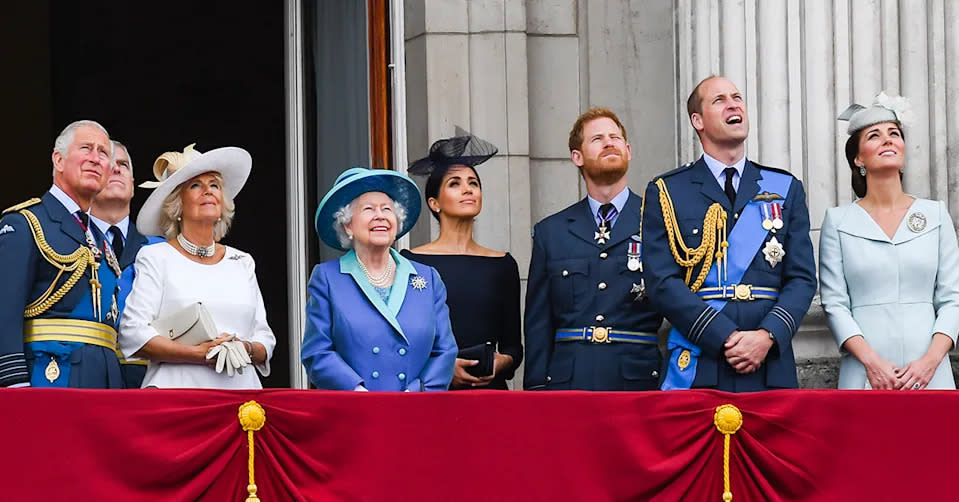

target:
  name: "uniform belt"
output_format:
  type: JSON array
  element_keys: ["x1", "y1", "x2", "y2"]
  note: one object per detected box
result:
[
  {"x1": 556, "y1": 327, "x2": 658, "y2": 345},
  {"x1": 695, "y1": 285, "x2": 780, "y2": 301},
  {"x1": 23, "y1": 319, "x2": 118, "y2": 351}
]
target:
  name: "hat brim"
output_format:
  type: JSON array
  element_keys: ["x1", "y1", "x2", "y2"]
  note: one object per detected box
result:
[
  {"x1": 136, "y1": 147, "x2": 252, "y2": 237},
  {"x1": 314, "y1": 170, "x2": 422, "y2": 251}
]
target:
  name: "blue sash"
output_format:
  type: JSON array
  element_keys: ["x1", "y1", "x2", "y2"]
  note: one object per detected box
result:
[{"x1": 662, "y1": 169, "x2": 792, "y2": 390}]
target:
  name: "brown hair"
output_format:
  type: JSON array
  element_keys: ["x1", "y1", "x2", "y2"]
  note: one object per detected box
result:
[
  {"x1": 844, "y1": 124, "x2": 905, "y2": 198},
  {"x1": 686, "y1": 75, "x2": 720, "y2": 119},
  {"x1": 568, "y1": 107, "x2": 627, "y2": 152}
]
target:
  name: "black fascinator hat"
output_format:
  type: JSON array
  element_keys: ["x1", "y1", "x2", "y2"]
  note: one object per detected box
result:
[{"x1": 408, "y1": 128, "x2": 498, "y2": 220}]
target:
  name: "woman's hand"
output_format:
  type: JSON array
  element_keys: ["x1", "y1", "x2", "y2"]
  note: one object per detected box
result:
[
  {"x1": 862, "y1": 354, "x2": 900, "y2": 390},
  {"x1": 198, "y1": 334, "x2": 231, "y2": 367},
  {"x1": 452, "y1": 358, "x2": 487, "y2": 388},
  {"x1": 896, "y1": 333, "x2": 953, "y2": 390}
]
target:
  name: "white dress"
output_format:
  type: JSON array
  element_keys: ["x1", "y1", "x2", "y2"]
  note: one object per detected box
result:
[
  {"x1": 119, "y1": 242, "x2": 276, "y2": 389},
  {"x1": 819, "y1": 198, "x2": 959, "y2": 389}
]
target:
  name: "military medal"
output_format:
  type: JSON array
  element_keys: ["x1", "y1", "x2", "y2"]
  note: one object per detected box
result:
[
  {"x1": 106, "y1": 295, "x2": 120, "y2": 324},
  {"x1": 907, "y1": 211, "x2": 927, "y2": 233},
  {"x1": 594, "y1": 222, "x2": 611, "y2": 245},
  {"x1": 677, "y1": 349, "x2": 691, "y2": 371},
  {"x1": 103, "y1": 241, "x2": 122, "y2": 277},
  {"x1": 762, "y1": 236, "x2": 786, "y2": 268},
  {"x1": 771, "y1": 202, "x2": 784, "y2": 230},
  {"x1": 760, "y1": 203, "x2": 774, "y2": 231},
  {"x1": 45, "y1": 357, "x2": 60, "y2": 383},
  {"x1": 627, "y1": 242, "x2": 641, "y2": 272},
  {"x1": 630, "y1": 281, "x2": 646, "y2": 301}
]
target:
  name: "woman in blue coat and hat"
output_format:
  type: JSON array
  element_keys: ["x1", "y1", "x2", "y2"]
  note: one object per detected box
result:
[{"x1": 302, "y1": 167, "x2": 457, "y2": 391}]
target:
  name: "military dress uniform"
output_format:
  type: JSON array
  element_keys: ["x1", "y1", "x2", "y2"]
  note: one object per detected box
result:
[
  {"x1": 641, "y1": 157, "x2": 817, "y2": 392},
  {"x1": 91, "y1": 214, "x2": 150, "y2": 388},
  {"x1": 0, "y1": 189, "x2": 124, "y2": 388},
  {"x1": 524, "y1": 189, "x2": 663, "y2": 391}
]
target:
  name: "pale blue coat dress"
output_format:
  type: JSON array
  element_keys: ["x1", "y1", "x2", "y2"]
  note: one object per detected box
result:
[{"x1": 819, "y1": 198, "x2": 959, "y2": 389}]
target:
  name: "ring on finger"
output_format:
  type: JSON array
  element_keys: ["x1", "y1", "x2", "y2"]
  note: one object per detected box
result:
[{"x1": 912, "y1": 382, "x2": 920, "y2": 390}]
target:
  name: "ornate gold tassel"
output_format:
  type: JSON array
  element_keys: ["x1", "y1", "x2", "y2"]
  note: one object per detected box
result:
[
  {"x1": 238, "y1": 401, "x2": 266, "y2": 501},
  {"x1": 713, "y1": 404, "x2": 743, "y2": 501}
]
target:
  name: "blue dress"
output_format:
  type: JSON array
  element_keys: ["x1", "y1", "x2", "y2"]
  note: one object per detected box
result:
[{"x1": 301, "y1": 249, "x2": 457, "y2": 391}]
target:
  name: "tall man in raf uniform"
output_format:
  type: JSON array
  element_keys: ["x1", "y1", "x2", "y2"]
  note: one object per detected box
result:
[
  {"x1": 524, "y1": 107, "x2": 663, "y2": 390},
  {"x1": 642, "y1": 76, "x2": 817, "y2": 392},
  {"x1": 91, "y1": 140, "x2": 149, "y2": 388},
  {"x1": 0, "y1": 120, "x2": 125, "y2": 388}
]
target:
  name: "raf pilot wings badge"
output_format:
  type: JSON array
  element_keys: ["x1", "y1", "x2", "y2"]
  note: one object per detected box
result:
[{"x1": 0, "y1": 224, "x2": 14, "y2": 236}]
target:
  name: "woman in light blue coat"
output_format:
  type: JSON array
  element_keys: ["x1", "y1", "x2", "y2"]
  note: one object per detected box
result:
[
  {"x1": 820, "y1": 93, "x2": 959, "y2": 390},
  {"x1": 302, "y1": 167, "x2": 457, "y2": 391}
]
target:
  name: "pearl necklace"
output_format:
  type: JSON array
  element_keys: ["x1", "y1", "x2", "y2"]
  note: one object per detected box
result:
[
  {"x1": 358, "y1": 256, "x2": 395, "y2": 288},
  {"x1": 178, "y1": 233, "x2": 216, "y2": 258}
]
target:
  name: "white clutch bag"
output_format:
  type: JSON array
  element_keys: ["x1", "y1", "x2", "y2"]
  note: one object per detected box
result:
[{"x1": 150, "y1": 302, "x2": 218, "y2": 346}]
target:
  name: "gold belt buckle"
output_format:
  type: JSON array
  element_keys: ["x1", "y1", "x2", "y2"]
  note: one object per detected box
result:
[
  {"x1": 590, "y1": 326, "x2": 611, "y2": 343},
  {"x1": 734, "y1": 284, "x2": 753, "y2": 301}
]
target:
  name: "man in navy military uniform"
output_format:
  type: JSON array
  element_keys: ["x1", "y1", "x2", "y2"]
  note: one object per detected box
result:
[
  {"x1": 91, "y1": 140, "x2": 149, "y2": 388},
  {"x1": 524, "y1": 107, "x2": 663, "y2": 390},
  {"x1": 0, "y1": 120, "x2": 125, "y2": 388},
  {"x1": 642, "y1": 76, "x2": 817, "y2": 392}
]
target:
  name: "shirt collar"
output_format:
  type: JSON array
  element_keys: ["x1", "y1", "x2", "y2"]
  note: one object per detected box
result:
[
  {"x1": 586, "y1": 185, "x2": 630, "y2": 219},
  {"x1": 89, "y1": 214, "x2": 129, "y2": 239},
  {"x1": 49, "y1": 184, "x2": 84, "y2": 216},
  {"x1": 702, "y1": 152, "x2": 747, "y2": 183}
]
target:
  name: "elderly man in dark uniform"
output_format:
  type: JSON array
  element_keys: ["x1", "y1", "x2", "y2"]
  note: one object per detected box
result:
[
  {"x1": 0, "y1": 120, "x2": 124, "y2": 388},
  {"x1": 91, "y1": 140, "x2": 150, "y2": 388},
  {"x1": 524, "y1": 107, "x2": 663, "y2": 390},
  {"x1": 642, "y1": 76, "x2": 817, "y2": 392}
]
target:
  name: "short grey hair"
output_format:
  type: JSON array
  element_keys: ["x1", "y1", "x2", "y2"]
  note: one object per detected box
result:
[
  {"x1": 111, "y1": 140, "x2": 133, "y2": 173},
  {"x1": 52, "y1": 120, "x2": 112, "y2": 177},
  {"x1": 332, "y1": 198, "x2": 408, "y2": 249},
  {"x1": 158, "y1": 172, "x2": 236, "y2": 241}
]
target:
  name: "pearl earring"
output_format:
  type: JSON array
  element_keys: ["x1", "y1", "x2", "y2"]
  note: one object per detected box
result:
[
  {"x1": 176, "y1": 216, "x2": 182, "y2": 222},
  {"x1": 859, "y1": 165, "x2": 866, "y2": 177}
]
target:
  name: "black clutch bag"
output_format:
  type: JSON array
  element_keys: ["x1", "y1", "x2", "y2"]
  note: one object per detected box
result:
[{"x1": 458, "y1": 342, "x2": 494, "y2": 377}]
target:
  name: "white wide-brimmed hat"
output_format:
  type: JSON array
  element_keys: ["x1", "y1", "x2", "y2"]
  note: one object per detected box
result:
[{"x1": 136, "y1": 143, "x2": 252, "y2": 237}]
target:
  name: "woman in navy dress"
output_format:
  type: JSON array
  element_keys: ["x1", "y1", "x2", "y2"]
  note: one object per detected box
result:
[{"x1": 403, "y1": 132, "x2": 523, "y2": 390}]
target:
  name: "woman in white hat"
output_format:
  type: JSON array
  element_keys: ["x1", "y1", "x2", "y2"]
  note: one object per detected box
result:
[
  {"x1": 119, "y1": 144, "x2": 276, "y2": 388},
  {"x1": 301, "y1": 167, "x2": 457, "y2": 391},
  {"x1": 820, "y1": 93, "x2": 959, "y2": 390}
]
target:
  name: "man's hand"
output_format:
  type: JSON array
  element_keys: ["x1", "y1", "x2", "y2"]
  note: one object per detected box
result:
[{"x1": 724, "y1": 330, "x2": 774, "y2": 374}]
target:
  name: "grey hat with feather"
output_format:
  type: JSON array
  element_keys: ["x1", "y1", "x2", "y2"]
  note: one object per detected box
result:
[{"x1": 838, "y1": 91, "x2": 913, "y2": 135}]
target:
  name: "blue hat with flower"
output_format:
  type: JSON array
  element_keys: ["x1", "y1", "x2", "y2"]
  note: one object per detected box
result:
[
  {"x1": 314, "y1": 167, "x2": 422, "y2": 251},
  {"x1": 838, "y1": 91, "x2": 913, "y2": 135}
]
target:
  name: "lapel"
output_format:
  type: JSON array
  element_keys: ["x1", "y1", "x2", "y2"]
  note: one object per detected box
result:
[
  {"x1": 732, "y1": 161, "x2": 762, "y2": 216},
  {"x1": 121, "y1": 225, "x2": 148, "y2": 269},
  {"x1": 603, "y1": 190, "x2": 642, "y2": 249},
  {"x1": 836, "y1": 203, "x2": 898, "y2": 243},
  {"x1": 566, "y1": 198, "x2": 601, "y2": 246},
  {"x1": 339, "y1": 249, "x2": 408, "y2": 342},
  {"x1": 42, "y1": 191, "x2": 88, "y2": 247},
  {"x1": 690, "y1": 157, "x2": 732, "y2": 211},
  {"x1": 892, "y1": 199, "x2": 940, "y2": 245}
]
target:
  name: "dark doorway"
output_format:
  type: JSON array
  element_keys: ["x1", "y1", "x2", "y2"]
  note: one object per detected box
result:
[{"x1": 2, "y1": 1, "x2": 290, "y2": 387}]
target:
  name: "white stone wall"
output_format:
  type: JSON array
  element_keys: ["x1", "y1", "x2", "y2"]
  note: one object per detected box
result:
[{"x1": 404, "y1": 0, "x2": 959, "y2": 383}]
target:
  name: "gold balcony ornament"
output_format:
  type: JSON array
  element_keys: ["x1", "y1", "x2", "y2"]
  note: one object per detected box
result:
[
  {"x1": 713, "y1": 404, "x2": 743, "y2": 502},
  {"x1": 238, "y1": 400, "x2": 267, "y2": 502}
]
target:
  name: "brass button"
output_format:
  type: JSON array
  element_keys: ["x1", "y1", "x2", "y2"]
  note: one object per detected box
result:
[
  {"x1": 692, "y1": 228, "x2": 699, "y2": 234},
  {"x1": 562, "y1": 270, "x2": 569, "y2": 277},
  {"x1": 600, "y1": 252, "x2": 608, "y2": 259},
  {"x1": 595, "y1": 314, "x2": 605, "y2": 322},
  {"x1": 598, "y1": 282, "x2": 607, "y2": 290}
]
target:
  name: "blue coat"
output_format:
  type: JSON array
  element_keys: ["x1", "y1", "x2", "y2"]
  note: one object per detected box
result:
[
  {"x1": 0, "y1": 191, "x2": 123, "y2": 388},
  {"x1": 301, "y1": 249, "x2": 457, "y2": 391},
  {"x1": 524, "y1": 191, "x2": 663, "y2": 391},
  {"x1": 642, "y1": 158, "x2": 817, "y2": 391}
]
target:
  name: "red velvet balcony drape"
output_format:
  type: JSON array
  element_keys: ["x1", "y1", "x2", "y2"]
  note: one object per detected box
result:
[{"x1": 1, "y1": 389, "x2": 952, "y2": 501}]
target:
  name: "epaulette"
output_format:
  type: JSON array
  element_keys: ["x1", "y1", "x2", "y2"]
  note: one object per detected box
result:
[
  {"x1": 2, "y1": 198, "x2": 41, "y2": 215},
  {"x1": 753, "y1": 162, "x2": 795, "y2": 178},
  {"x1": 651, "y1": 161, "x2": 697, "y2": 183}
]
